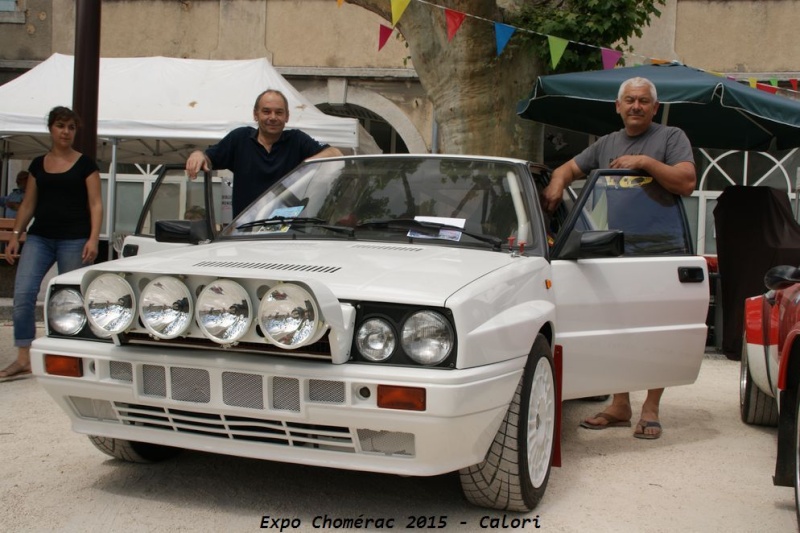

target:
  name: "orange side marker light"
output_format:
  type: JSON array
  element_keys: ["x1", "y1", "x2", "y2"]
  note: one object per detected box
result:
[
  {"x1": 377, "y1": 385, "x2": 426, "y2": 411},
  {"x1": 44, "y1": 354, "x2": 84, "y2": 377}
]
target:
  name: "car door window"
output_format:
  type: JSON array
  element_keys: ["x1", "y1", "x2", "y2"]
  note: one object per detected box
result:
[{"x1": 553, "y1": 170, "x2": 692, "y2": 257}]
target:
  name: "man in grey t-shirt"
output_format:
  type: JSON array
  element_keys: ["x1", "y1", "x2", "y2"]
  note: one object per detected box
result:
[{"x1": 542, "y1": 76, "x2": 697, "y2": 439}]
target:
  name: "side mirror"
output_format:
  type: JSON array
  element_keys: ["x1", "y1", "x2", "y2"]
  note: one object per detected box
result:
[
  {"x1": 764, "y1": 265, "x2": 800, "y2": 291},
  {"x1": 558, "y1": 230, "x2": 624, "y2": 260},
  {"x1": 155, "y1": 220, "x2": 211, "y2": 244}
]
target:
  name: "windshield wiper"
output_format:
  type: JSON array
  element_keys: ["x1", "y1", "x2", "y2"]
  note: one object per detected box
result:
[
  {"x1": 236, "y1": 217, "x2": 355, "y2": 238},
  {"x1": 356, "y1": 218, "x2": 503, "y2": 250},
  {"x1": 235, "y1": 216, "x2": 325, "y2": 230}
]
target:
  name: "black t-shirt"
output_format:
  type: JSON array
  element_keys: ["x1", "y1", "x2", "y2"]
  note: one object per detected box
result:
[
  {"x1": 205, "y1": 127, "x2": 329, "y2": 216},
  {"x1": 27, "y1": 154, "x2": 99, "y2": 239}
]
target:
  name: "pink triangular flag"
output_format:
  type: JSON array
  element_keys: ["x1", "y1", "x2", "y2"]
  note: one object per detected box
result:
[
  {"x1": 378, "y1": 24, "x2": 393, "y2": 51},
  {"x1": 601, "y1": 48, "x2": 622, "y2": 70}
]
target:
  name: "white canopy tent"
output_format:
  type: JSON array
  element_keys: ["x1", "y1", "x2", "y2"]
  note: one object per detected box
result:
[
  {"x1": 0, "y1": 53, "x2": 361, "y2": 159},
  {"x1": 0, "y1": 53, "x2": 373, "y2": 241}
]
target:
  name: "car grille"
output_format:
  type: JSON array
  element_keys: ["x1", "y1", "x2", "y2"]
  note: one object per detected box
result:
[{"x1": 114, "y1": 402, "x2": 357, "y2": 450}]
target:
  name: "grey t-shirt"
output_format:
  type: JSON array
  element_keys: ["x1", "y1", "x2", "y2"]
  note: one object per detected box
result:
[{"x1": 574, "y1": 122, "x2": 694, "y2": 174}]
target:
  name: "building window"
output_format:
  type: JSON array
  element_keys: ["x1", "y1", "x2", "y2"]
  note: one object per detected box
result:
[{"x1": 0, "y1": 0, "x2": 25, "y2": 24}]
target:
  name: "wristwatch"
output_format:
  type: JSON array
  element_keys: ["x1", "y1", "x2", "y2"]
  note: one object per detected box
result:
[{"x1": 12, "y1": 230, "x2": 21, "y2": 235}]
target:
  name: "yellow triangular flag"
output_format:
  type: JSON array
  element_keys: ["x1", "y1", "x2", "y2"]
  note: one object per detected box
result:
[
  {"x1": 391, "y1": 0, "x2": 411, "y2": 27},
  {"x1": 547, "y1": 36, "x2": 568, "y2": 69},
  {"x1": 748, "y1": 77, "x2": 757, "y2": 88}
]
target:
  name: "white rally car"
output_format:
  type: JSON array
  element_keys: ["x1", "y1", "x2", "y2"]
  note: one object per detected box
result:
[{"x1": 32, "y1": 155, "x2": 708, "y2": 511}]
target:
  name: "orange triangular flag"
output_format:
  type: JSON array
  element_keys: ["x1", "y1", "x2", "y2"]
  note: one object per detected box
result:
[
  {"x1": 379, "y1": 24, "x2": 393, "y2": 51},
  {"x1": 445, "y1": 9, "x2": 466, "y2": 41},
  {"x1": 337, "y1": 0, "x2": 344, "y2": 6}
]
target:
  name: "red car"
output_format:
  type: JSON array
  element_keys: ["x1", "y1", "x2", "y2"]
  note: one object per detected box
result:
[{"x1": 742, "y1": 265, "x2": 800, "y2": 523}]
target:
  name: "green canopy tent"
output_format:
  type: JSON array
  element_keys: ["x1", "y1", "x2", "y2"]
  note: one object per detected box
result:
[{"x1": 517, "y1": 62, "x2": 800, "y2": 151}]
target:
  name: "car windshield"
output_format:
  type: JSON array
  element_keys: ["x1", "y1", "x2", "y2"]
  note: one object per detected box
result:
[{"x1": 221, "y1": 156, "x2": 542, "y2": 253}]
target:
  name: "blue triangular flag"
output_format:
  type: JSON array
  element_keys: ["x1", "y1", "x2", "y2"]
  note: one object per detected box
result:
[{"x1": 494, "y1": 23, "x2": 516, "y2": 56}]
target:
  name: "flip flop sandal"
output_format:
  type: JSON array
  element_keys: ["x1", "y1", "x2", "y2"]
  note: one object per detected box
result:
[
  {"x1": 633, "y1": 420, "x2": 662, "y2": 440},
  {"x1": 0, "y1": 361, "x2": 32, "y2": 381},
  {"x1": 579, "y1": 412, "x2": 632, "y2": 430}
]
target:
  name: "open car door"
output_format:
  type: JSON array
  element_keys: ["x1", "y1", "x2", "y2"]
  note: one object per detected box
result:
[
  {"x1": 119, "y1": 164, "x2": 227, "y2": 257},
  {"x1": 549, "y1": 169, "x2": 709, "y2": 399}
]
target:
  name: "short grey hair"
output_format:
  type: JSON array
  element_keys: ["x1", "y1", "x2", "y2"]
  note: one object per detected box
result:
[{"x1": 618, "y1": 77, "x2": 658, "y2": 102}]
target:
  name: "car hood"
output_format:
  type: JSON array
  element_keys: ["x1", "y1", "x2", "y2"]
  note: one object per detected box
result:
[{"x1": 84, "y1": 240, "x2": 527, "y2": 306}]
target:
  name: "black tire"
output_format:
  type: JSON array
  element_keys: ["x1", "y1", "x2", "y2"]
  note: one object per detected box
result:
[
  {"x1": 459, "y1": 334, "x2": 556, "y2": 511},
  {"x1": 89, "y1": 436, "x2": 181, "y2": 463},
  {"x1": 740, "y1": 337, "x2": 778, "y2": 426}
]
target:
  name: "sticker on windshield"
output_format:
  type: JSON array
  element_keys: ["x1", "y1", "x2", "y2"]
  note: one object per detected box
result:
[
  {"x1": 257, "y1": 205, "x2": 305, "y2": 233},
  {"x1": 408, "y1": 216, "x2": 466, "y2": 242},
  {"x1": 604, "y1": 176, "x2": 654, "y2": 188}
]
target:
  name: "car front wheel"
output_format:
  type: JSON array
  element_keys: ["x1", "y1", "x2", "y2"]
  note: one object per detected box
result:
[
  {"x1": 89, "y1": 436, "x2": 181, "y2": 463},
  {"x1": 740, "y1": 336, "x2": 778, "y2": 426},
  {"x1": 459, "y1": 334, "x2": 555, "y2": 511}
]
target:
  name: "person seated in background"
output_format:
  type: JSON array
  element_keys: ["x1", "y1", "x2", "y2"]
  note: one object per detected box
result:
[{"x1": 1, "y1": 171, "x2": 29, "y2": 219}]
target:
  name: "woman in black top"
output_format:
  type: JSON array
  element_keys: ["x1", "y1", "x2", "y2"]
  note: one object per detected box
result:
[{"x1": 2, "y1": 106, "x2": 103, "y2": 379}]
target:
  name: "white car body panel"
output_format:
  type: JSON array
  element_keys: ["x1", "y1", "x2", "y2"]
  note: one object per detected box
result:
[{"x1": 552, "y1": 256, "x2": 709, "y2": 399}]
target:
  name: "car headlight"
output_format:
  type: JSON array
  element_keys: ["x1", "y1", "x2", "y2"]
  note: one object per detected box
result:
[
  {"x1": 401, "y1": 311, "x2": 454, "y2": 365},
  {"x1": 84, "y1": 273, "x2": 136, "y2": 337},
  {"x1": 259, "y1": 283, "x2": 323, "y2": 349},
  {"x1": 356, "y1": 318, "x2": 396, "y2": 362},
  {"x1": 139, "y1": 276, "x2": 193, "y2": 339},
  {"x1": 196, "y1": 279, "x2": 252, "y2": 344},
  {"x1": 48, "y1": 288, "x2": 87, "y2": 335}
]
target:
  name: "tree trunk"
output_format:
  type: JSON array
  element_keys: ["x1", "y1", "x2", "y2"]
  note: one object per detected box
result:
[{"x1": 346, "y1": 0, "x2": 544, "y2": 161}]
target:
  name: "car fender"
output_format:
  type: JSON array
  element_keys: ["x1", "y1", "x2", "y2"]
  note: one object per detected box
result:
[{"x1": 743, "y1": 295, "x2": 775, "y2": 394}]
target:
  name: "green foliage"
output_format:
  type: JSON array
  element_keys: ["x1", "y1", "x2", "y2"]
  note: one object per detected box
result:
[{"x1": 508, "y1": 0, "x2": 665, "y2": 73}]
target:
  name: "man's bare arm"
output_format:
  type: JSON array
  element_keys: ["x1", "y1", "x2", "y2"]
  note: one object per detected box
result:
[
  {"x1": 307, "y1": 146, "x2": 343, "y2": 160},
  {"x1": 541, "y1": 158, "x2": 585, "y2": 213},
  {"x1": 610, "y1": 155, "x2": 696, "y2": 196}
]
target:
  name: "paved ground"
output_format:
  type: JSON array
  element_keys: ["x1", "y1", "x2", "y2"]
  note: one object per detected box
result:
[{"x1": 0, "y1": 321, "x2": 795, "y2": 532}]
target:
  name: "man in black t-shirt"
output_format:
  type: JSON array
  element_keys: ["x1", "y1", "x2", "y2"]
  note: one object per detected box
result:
[{"x1": 186, "y1": 89, "x2": 342, "y2": 216}]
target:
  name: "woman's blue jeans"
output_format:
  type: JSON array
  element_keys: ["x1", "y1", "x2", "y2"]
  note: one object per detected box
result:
[{"x1": 13, "y1": 234, "x2": 87, "y2": 347}]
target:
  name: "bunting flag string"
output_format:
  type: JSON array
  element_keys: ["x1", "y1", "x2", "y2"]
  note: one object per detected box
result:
[{"x1": 338, "y1": 0, "x2": 800, "y2": 97}]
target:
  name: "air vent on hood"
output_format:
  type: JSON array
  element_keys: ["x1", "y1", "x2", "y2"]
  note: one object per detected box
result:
[
  {"x1": 350, "y1": 244, "x2": 423, "y2": 252},
  {"x1": 193, "y1": 261, "x2": 341, "y2": 274}
]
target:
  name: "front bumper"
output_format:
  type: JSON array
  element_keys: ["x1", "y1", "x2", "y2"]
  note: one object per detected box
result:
[{"x1": 31, "y1": 336, "x2": 525, "y2": 476}]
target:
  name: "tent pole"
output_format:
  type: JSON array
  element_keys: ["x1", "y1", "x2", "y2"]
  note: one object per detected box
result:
[
  {"x1": 0, "y1": 139, "x2": 8, "y2": 202},
  {"x1": 107, "y1": 137, "x2": 118, "y2": 260},
  {"x1": 795, "y1": 167, "x2": 800, "y2": 222}
]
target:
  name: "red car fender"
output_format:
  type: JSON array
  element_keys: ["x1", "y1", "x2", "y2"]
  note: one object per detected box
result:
[{"x1": 744, "y1": 295, "x2": 771, "y2": 346}]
